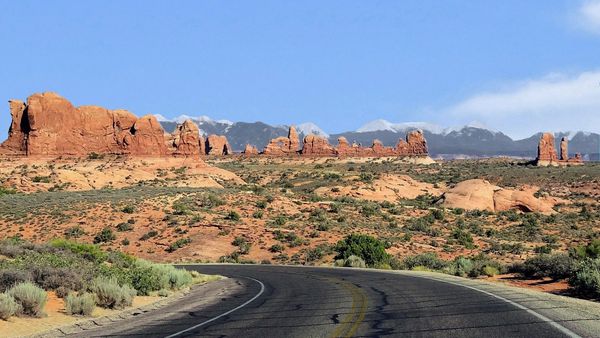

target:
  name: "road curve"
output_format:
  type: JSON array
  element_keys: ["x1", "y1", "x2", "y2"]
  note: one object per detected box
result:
[{"x1": 71, "y1": 265, "x2": 600, "y2": 338}]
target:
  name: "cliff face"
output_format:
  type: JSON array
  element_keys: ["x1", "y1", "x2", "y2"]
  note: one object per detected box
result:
[{"x1": 0, "y1": 92, "x2": 199, "y2": 157}]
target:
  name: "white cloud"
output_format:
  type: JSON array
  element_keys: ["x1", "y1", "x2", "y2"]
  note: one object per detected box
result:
[
  {"x1": 447, "y1": 70, "x2": 600, "y2": 139},
  {"x1": 577, "y1": 0, "x2": 600, "y2": 34}
]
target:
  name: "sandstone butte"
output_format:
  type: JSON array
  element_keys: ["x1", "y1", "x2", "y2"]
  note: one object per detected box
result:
[
  {"x1": 0, "y1": 92, "x2": 202, "y2": 158},
  {"x1": 535, "y1": 132, "x2": 582, "y2": 166}
]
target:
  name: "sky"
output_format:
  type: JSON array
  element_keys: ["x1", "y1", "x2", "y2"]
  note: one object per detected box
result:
[{"x1": 1, "y1": 0, "x2": 600, "y2": 139}]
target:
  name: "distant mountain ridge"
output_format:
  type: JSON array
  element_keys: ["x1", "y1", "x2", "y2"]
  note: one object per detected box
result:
[{"x1": 157, "y1": 115, "x2": 599, "y2": 160}]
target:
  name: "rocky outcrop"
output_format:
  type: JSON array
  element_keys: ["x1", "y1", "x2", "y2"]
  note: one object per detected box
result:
[
  {"x1": 205, "y1": 134, "x2": 231, "y2": 155},
  {"x1": 301, "y1": 134, "x2": 336, "y2": 156},
  {"x1": 439, "y1": 179, "x2": 563, "y2": 214},
  {"x1": 535, "y1": 133, "x2": 583, "y2": 166},
  {"x1": 263, "y1": 126, "x2": 300, "y2": 155},
  {"x1": 0, "y1": 92, "x2": 175, "y2": 156},
  {"x1": 334, "y1": 130, "x2": 429, "y2": 157},
  {"x1": 560, "y1": 137, "x2": 568, "y2": 161},
  {"x1": 169, "y1": 119, "x2": 201, "y2": 156},
  {"x1": 242, "y1": 144, "x2": 259, "y2": 155}
]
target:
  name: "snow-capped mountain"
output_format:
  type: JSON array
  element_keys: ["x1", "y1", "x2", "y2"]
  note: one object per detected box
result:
[
  {"x1": 357, "y1": 119, "x2": 446, "y2": 134},
  {"x1": 156, "y1": 115, "x2": 599, "y2": 160},
  {"x1": 296, "y1": 122, "x2": 329, "y2": 138}
]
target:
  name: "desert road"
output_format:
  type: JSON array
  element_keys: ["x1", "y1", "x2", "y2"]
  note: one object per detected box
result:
[{"x1": 70, "y1": 265, "x2": 600, "y2": 338}]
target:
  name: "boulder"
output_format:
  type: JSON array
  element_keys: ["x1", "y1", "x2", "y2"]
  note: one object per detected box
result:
[
  {"x1": 439, "y1": 179, "x2": 560, "y2": 214},
  {"x1": 206, "y1": 134, "x2": 231, "y2": 155}
]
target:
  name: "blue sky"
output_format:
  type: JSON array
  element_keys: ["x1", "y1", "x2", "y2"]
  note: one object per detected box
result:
[{"x1": 1, "y1": 0, "x2": 599, "y2": 139}]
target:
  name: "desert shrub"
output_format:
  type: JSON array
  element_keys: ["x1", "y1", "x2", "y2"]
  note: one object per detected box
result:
[
  {"x1": 232, "y1": 237, "x2": 251, "y2": 254},
  {"x1": 512, "y1": 254, "x2": 576, "y2": 280},
  {"x1": 7, "y1": 282, "x2": 47, "y2": 317},
  {"x1": 200, "y1": 194, "x2": 225, "y2": 208},
  {"x1": 116, "y1": 222, "x2": 133, "y2": 232},
  {"x1": 571, "y1": 239, "x2": 600, "y2": 260},
  {"x1": 140, "y1": 230, "x2": 158, "y2": 241},
  {"x1": 121, "y1": 205, "x2": 136, "y2": 214},
  {"x1": 569, "y1": 259, "x2": 600, "y2": 298},
  {"x1": 64, "y1": 226, "x2": 85, "y2": 239},
  {"x1": 467, "y1": 256, "x2": 506, "y2": 277},
  {"x1": 451, "y1": 229, "x2": 475, "y2": 249},
  {"x1": 403, "y1": 253, "x2": 447, "y2": 271},
  {"x1": 334, "y1": 234, "x2": 389, "y2": 267},
  {"x1": 168, "y1": 268, "x2": 193, "y2": 290},
  {"x1": 0, "y1": 293, "x2": 20, "y2": 320},
  {"x1": 93, "y1": 227, "x2": 116, "y2": 244},
  {"x1": 447, "y1": 257, "x2": 474, "y2": 277},
  {"x1": 126, "y1": 262, "x2": 170, "y2": 296},
  {"x1": 50, "y1": 239, "x2": 106, "y2": 262},
  {"x1": 482, "y1": 266, "x2": 499, "y2": 277},
  {"x1": 31, "y1": 266, "x2": 84, "y2": 292},
  {"x1": 0, "y1": 269, "x2": 32, "y2": 292},
  {"x1": 431, "y1": 209, "x2": 445, "y2": 221},
  {"x1": 334, "y1": 255, "x2": 366, "y2": 268},
  {"x1": 269, "y1": 244, "x2": 284, "y2": 253},
  {"x1": 225, "y1": 210, "x2": 241, "y2": 221},
  {"x1": 90, "y1": 277, "x2": 136, "y2": 309},
  {"x1": 167, "y1": 238, "x2": 192, "y2": 252},
  {"x1": 65, "y1": 292, "x2": 95, "y2": 316}
]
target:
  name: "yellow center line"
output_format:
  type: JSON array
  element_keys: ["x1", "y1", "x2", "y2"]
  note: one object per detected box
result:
[{"x1": 328, "y1": 278, "x2": 368, "y2": 338}]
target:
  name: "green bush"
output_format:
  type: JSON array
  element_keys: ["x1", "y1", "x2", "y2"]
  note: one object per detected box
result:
[
  {"x1": 50, "y1": 239, "x2": 106, "y2": 262},
  {"x1": 121, "y1": 205, "x2": 136, "y2": 214},
  {"x1": 343, "y1": 255, "x2": 367, "y2": 268},
  {"x1": 334, "y1": 234, "x2": 390, "y2": 267},
  {"x1": 116, "y1": 222, "x2": 134, "y2": 232},
  {"x1": 65, "y1": 292, "x2": 95, "y2": 316},
  {"x1": 569, "y1": 258, "x2": 600, "y2": 298},
  {"x1": 64, "y1": 226, "x2": 85, "y2": 239},
  {"x1": 90, "y1": 277, "x2": 136, "y2": 309},
  {"x1": 447, "y1": 257, "x2": 474, "y2": 277},
  {"x1": 0, "y1": 293, "x2": 20, "y2": 320},
  {"x1": 403, "y1": 253, "x2": 447, "y2": 270},
  {"x1": 225, "y1": 210, "x2": 241, "y2": 221},
  {"x1": 571, "y1": 239, "x2": 600, "y2": 260},
  {"x1": 93, "y1": 227, "x2": 116, "y2": 244},
  {"x1": 482, "y1": 266, "x2": 499, "y2": 277},
  {"x1": 7, "y1": 282, "x2": 47, "y2": 317},
  {"x1": 168, "y1": 268, "x2": 193, "y2": 290},
  {"x1": 513, "y1": 254, "x2": 575, "y2": 280},
  {"x1": 167, "y1": 238, "x2": 192, "y2": 252}
]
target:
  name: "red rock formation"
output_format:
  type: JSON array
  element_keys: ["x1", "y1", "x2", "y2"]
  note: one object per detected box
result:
[
  {"x1": 0, "y1": 92, "x2": 174, "y2": 156},
  {"x1": 560, "y1": 137, "x2": 568, "y2": 161},
  {"x1": 170, "y1": 120, "x2": 201, "y2": 156},
  {"x1": 242, "y1": 144, "x2": 259, "y2": 155},
  {"x1": 403, "y1": 130, "x2": 428, "y2": 155},
  {"x1": 301, "y1": 134, "x2": 336, "y2": 156},
  {"x1": 536, "y1": 133, "x2": 558, "y2": 165},
  {"x1": 206, "y1": 134, "x2": 231, "y2": 155},
  {"x1": 535, "y1": 133, "x2": 583, "y2": 166},
  {"x1": 263, "y1": 126, "x2": 299, "y2": 155}
]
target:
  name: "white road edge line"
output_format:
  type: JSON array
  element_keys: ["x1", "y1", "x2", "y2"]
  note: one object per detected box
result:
[
  {"x1": 421, "y1": 275, "x2": 582, "y2": 338},
  {"x1": 164, "y1": 276, "x2": 266, "y2": 338}
]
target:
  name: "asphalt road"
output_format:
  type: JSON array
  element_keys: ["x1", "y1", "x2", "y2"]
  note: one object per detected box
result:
[{"x1": 71, "y1": 265, "x2": 594, "y2": 338}]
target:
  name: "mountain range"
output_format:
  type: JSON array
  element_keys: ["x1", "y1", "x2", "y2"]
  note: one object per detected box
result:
[{"x1": 157, "y1": 116, "x2": 600, "y2": 160}]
